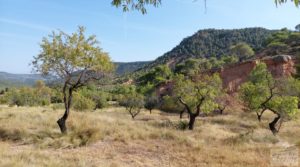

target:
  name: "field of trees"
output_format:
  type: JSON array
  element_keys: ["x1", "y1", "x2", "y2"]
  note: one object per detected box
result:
[
  {"x1": 0, "y1": 25, "x2": 300, "y2": 166},
  {"x1": 0, "y1": 1, "x2": 300, "y2": 166}
]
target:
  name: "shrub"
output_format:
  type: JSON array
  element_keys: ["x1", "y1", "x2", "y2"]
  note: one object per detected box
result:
[
  {"x1": 159, "y1": 95, "x2": 184, "y2": 113},
  {"x1": 72, "y1": 93, "x2": 96, "y2": 111}
]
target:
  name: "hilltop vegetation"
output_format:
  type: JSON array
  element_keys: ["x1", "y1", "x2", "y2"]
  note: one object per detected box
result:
[
  {"x1": 141, "y1": 28, "x2": 274, "y2": 71},
  {"x1": 115, "y1": 61, "x2": 151, "y2": 75},
  {"x1": 0, "y1": 72, "x2": 52, "y2": 90}
]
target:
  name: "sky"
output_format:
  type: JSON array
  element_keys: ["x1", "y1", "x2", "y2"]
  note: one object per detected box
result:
[{"x1": 0, "y1": 0, "x2": 300, "y2": 74}]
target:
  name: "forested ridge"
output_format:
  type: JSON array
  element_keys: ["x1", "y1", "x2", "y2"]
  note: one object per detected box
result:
[{"x1": 138, "y1": 28, "x2": 275, "y2": 72}]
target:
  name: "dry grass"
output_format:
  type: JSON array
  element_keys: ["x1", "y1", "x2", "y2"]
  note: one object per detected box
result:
[{"x1": 0, "y1": 105, "x2": 299, "y2": 167}]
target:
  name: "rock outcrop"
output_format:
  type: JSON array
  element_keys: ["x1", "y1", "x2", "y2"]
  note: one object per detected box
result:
[
  {"x1": 156, "y1": 55, "x2": 296, "y2": 97},
  {"x1": 219, "y1": 55, "x2": 296, "y2": 93}
]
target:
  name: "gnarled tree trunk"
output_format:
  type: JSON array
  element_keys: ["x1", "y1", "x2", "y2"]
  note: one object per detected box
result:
[
  {"x1": 188, "y1": 114, "x2": 197, "y2": 130},
  {"x1": 269, "y1": 114, "x2": 281, "y2": 135},
  {"x1": 57, "y1": 87, "x2": 73, "y2": 133}
]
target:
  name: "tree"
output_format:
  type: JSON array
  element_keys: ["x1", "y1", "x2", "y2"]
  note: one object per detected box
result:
[
  {"x1": 240, "y1": 62, "x2": 299, "y2": 135},
  {"x1": 230, "y1": 42, "x2": 255, "y2": 61},
  {"x1": 32, "y1": 26, "x2": 114, "y2": 133},
  {"x1": 295, "y1": 24, "x2": 300, "y2": 32},
  {"x1": 111, "y1": 0, "x2": 299, "y2": 14},
  {"x1": 138, "y1": 65, "x2": 172, "y2": 86},
  {"x1": 144, "y1": 94, "x2": 158, "y2": 114},
  {"x1": 173, "y1": 74, "x2": 223, "y2": 130},
  {"x1": 111, "y1": 0, "x2": 298, "y2": 14},
  {"x1": 275, "y1": 0, "x2": 299, "y2": 7},
  {"x1": 111, "y1": 0, "x2": 161, "y2": 14},
  {"x1": 119, "y1": 92, "x2": 145, "y2": 119},
  {"x1": 297, "y1": 53, "x2": 300, "y2": 79}
]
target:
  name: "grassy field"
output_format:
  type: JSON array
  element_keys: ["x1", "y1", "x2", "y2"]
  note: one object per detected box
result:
[{"x1": 0, "y1": 105, "x2": 299, "y2": 167}]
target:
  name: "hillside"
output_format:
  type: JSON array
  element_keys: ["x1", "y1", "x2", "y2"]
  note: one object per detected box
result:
[
  {"x1": 0, "y1": 72, "x2": 51, "y2": 89},
  {"x1": 139, "y1": 28, "x2": 275, "y2": 71},
  {"x1": 115, "y1": 61, "x2": 151, "y2": 75}
]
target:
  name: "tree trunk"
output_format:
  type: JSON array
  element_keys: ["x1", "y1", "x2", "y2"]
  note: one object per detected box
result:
[
  {"x1": 179, "y1": 109, "x2": 185, "y2": 119},
  {"x1": 57, "y1": 88, "x2": 73, "y2": 133},
  {"x1": 57, "y1": 111, "x2": 68, "y2": 133},
  {"x1": 269, "y1": 114, "x2": 281, "y2": 135},
  {"x1": 258, "y1": 114, "x2": 262, "y2": 122},
  {"x1": 188, "y1": 114, "x2": 196, "y2": 130},
  {"x1": 149, "y1": 109, "x2": 152, "y2": 114}
]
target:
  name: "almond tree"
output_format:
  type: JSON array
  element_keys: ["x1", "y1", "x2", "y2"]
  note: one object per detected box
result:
[
  {"x1": 173, "y1": 74, "x2": 222, "y2": 130},
  {"x1": 32, "y1": 26, "x2": 114, "y2": 133},
  {"x1": 240, "y1": 62, "x2": 299, "y2": 135}
]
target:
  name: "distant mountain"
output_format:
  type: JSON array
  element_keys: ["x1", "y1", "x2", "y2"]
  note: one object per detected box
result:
[
  {"x1": 139, "y1": 28, "x2": 275, "y2": 71},
  {"x1": 114, "y1": 61, "x2": 151, "y2": 75},
  {"x1": 0, "y1": 72, "x2": 51, "y2": 89}
]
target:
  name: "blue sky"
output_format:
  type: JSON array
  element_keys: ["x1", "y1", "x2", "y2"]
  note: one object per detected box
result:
[{"x1": 0, "y1": 0, "x2": 299, "y2": 74}]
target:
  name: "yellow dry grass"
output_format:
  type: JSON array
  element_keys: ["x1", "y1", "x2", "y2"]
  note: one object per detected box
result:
[{"x1": 0, "y1": 105, "x2": 299, "y2": 167}]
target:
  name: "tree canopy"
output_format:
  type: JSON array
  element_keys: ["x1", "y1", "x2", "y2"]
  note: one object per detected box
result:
[
  {"x1": 32, "y1": 26, "x2": 114, "y2": 133},
  {"x1": 173, "y1": 74, "x2": 223, "y2": 130},
  {"x1": 230, "y1": 42, "x2": 255, "y2": 61},
  {"x1": 111, "y1": 0, "x2": 298, "y2": 14},
  {"x1": 111, "y1": 0, "x2": 161, "y2": 14},
  {"x1": 240, "y1": 62, "x2": 299, "y2": 134}
]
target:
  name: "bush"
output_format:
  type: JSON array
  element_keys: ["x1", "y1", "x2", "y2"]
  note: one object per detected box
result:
[
  {"x1": 159, "y1": 95, "x2": 184, "y2": 113},
  {"x1": 72, "y1": 93, "x2": 96, "y2": 111}
]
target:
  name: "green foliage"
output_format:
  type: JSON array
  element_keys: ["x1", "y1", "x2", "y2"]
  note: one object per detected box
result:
[
  {"x1": 230, "y1": 42, "x2": 255, "y2": 61},
  {"x1": 111, "y1": 0, "x2": 161, "y2": 14},
  {"x1": 78, "y1": 87, "x2": 108, "y2": 109},
  {"x1": 32, "y1": 26, "x2": 114, "y2": 79},
  {"x1": 72, "y1": 93, "x2": 96, "y2": 111},
  {"x1": 240, "y1": 62, "x2": 299, "y2": 133},
  {"x1": 144, "y1": 94, "x2": 158, "y2": 112},
  {"x1": 173, "y1": 74, "x2": 222, "y2": 114},
  {"x1": 137, "y1": 82, "x2": 155, "y2": 95},
  {"x1": 175, "y1": 56, "x2": 238, "y2": 77},
  {"x1": 140, "y1": 28, "x2": 273, "y2": 72},
  {"x1": 275, "y1": 0, "x2": 299, "y2": 7},
  {"x1": 0, "y1": 81, "x2": 52, "y2": 107},
  {"x1": 264, "y1": 29, "x2": 300, "y2": 55},
  {"x1": 115, "y1": 61, "x2": 150, "y2": 75},
  {"x1": 159, "y1": 95, "x2": 184, "y2": 113},
  {"x1": 138, "y1": 65, "x2": 172, "y2": 86},
  {"x1": 111, "y1": 84, "x2": 136, "y2": 101},
  {"x1": 119, "y1": 92, "x2": 144, "y2": 110},
  {"x1": 119, "y1": 91, "x2": 145, "y2": 119}
]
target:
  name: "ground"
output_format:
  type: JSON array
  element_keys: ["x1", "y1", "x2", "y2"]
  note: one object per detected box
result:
[{"x1": 0, "y1": 105, "x2": 299, "y2": 167}]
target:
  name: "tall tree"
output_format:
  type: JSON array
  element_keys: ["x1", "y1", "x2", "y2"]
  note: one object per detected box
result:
[
  {"x1": 240, "y1": 62, "x2": 299, "y2": 135},
  {"x1": 32, "y1": 26, "x2": 114, "y2": 133}
]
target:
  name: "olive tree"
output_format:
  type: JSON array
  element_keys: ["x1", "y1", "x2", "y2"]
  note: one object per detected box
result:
[
  {"x1": 173, "y1": 74, "x2": 223, "y2": 130},
  {"x1": 32, "y1": 26, "x2": 114, "y2": 133},
  {"x1": 240, "y1": 62, "x2": 299, "y2": 135}
]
